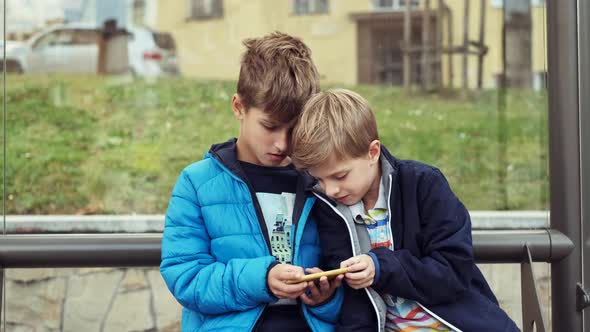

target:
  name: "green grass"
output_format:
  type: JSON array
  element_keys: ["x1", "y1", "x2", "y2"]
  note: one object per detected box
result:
[{"x1": 0, "y1": 75, "x2": 548, "y2": 214}]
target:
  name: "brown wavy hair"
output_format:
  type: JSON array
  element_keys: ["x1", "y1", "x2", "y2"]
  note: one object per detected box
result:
[{"x1": 237, "y1": 32, "x2": 320, "y2": 123}]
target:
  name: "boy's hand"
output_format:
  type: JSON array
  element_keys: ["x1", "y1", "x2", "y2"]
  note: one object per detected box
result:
[
  {"x1": 300, "y1": 267, "x2": 344, "y2": 306},
  {"x1": 268, "y1": 264, "x2": 308, "y2": 299},
  {"x1": 340, "y1": 255, "x2": 375, "y2": 289}
]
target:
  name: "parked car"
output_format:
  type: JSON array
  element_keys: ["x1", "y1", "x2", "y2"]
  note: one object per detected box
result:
[
  {"x1": 128, "y1": 26, "x2": 179, "y2": 77},
  {"x1": 1, "y1": 40, "x2": 27, "y2": 73},
  {"x1": 2, "y1": 23, "x2": 179, "y2": 77}
]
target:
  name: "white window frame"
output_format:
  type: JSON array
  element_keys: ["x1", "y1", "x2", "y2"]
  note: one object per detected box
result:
[
  {"x1": 372, "y1": 0, "x2": 420, "y2": 12},
  {"x1": 187, "y1": 0, "x2": 223, "y2": 20},
  {"x1": 292, "y1": 0, "x2": 329, "y2": 15},
  {"x1": 491, "y1": 0, "x2": 504, "y2": 8}
]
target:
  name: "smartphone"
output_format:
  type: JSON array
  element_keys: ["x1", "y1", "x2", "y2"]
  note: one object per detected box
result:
[{"x1": 286, "y1": 267, "x2": 348, "y2": 284}]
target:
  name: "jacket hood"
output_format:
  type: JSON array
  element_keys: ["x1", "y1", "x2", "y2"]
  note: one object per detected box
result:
[{"x1": 207, "y1": 138, "x2": 241, "y2": 173}]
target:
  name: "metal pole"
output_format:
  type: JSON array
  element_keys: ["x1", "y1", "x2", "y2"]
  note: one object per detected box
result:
[
  {"x1": 476, "y1": 0, "x2": 486, "y2": 89},
  {"x1": 579, "y1": 0, "x2": 590, "y2": 327},
  {"x1": 436, "y1": 0, "x2": 443, "y2": 88},
  {"x1": 462, "y1": 0, "x2": 469, "y2": 91},
  {"x1": 422, "y1": 0, "x2": 431, "y2": 91},
  {"x1": 547, "y1": 0, "x2": 582, "y2": 330},
  {"x1": 404, "y1": 1, "x2": 413, "y2": 91},
  {"x1": 445, "y1": 3, "x2": 454, "y2": 88}
]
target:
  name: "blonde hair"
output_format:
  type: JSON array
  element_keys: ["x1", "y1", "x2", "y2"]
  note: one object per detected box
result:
[
  {"x1": 291, "y1": 89, "x2": 379, "y2": 170},
  {"x1": 237, "y1": 32, "x2": 320, "y2": 123}
]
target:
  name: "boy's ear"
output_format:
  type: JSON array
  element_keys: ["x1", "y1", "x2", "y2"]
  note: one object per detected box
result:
[
  {"x1": 232, "y1": 94, "x2": 245, "y2": 119},
  {"x1": 368, "y1": 140, "x2": 381, "y2": 164}
]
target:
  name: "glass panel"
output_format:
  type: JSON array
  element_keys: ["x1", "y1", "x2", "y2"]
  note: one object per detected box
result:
[
  {"x1": 580, "y1": 0, "x2": 590, "y2": 326},
  {"x1": 1, "y1": 0, "x2": 6, "y2": 328},
  {"x1": 1, "y1": 0, "x2": 550, "y2": 330}
]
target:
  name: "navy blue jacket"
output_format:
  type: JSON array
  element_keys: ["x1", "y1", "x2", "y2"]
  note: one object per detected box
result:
[{"x1": 313, "y1": 146, "x2": 520, "y2": 331}]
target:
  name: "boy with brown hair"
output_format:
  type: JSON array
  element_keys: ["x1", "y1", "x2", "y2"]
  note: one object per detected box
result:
[
  {"x1": 291, "y1": 89, "x2": 519, "y2": 331},
  {"x1": 160, "y1": 33, "x2": 343, "y2": 332}
]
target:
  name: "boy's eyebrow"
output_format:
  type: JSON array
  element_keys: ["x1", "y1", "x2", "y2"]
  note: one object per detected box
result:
[{"x1": 260, "y1": 117, "x2": 283, "y2": 126}]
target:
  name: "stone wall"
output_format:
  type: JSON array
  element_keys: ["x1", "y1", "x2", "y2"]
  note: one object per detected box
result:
[
  {"x1": 4, "y1": 268, "x2": 180, "y2": 332},
  {"x1": 3, "y1": 263, "x2": 551, "y2": 331}
]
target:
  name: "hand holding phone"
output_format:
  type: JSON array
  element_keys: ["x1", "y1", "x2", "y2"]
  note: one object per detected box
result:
[{"x1": 286, "y1": 267, "x2": 349, "y2": 284}]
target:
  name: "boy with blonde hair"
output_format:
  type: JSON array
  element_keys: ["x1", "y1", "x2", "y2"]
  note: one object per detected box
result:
[
  {"x1": 160, "y1": 33, "x2": 343, "y2": 332},
  {"x1": 291, "y1": 89, "x2": 519, "y2": 331}
]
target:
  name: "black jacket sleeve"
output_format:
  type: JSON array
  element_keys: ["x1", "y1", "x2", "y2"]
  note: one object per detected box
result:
[
  {"x1": 312, "y1": 201, "x2": 353, "y2": 271},
  {"x1": 336, "y1": 286, "x2": 379, "y2": 331},
  {"x1": 370, "y1": 168, "x2": 474, "y2": 306},
  {"x1": 313, "y1": 202, "x2": 378, "y2": 331}
]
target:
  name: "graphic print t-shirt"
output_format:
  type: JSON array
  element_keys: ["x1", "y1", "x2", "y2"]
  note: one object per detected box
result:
[{"x1": 240, "y1": 161, "x2": 298, "y2": 264}]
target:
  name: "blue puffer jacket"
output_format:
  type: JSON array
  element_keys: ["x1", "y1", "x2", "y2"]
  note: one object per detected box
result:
[{"x1": 160, "y1": 139, "x2": 343, "y2": 332}]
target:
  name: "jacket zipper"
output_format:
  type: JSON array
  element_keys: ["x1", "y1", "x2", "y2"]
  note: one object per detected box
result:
[
  {"x1": 247, "y1": 185, "x2": 273, "y2": 332},
  {"x1": 386, "y1": 174, "x2": 462, "y2": 332},
  {"x1": 313, "y1": 194, "x2": 382, "y2": 332},
  {"x1": 291, "y1": 197, "x2": 312, "y2": 265},
  {"x1": 415, "y1": 303, "x2": 462, "y2": 332},
  {"x1": 293, "y1": 198, "x2": 318, "y2": 332}
]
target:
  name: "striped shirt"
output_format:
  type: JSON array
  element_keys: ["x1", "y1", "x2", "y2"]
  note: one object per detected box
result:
[{"x1": 349, "y1": 178, "x2": 450, "y2": 332}]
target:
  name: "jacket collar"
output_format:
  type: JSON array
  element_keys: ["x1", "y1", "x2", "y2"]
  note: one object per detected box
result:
[
  {"x1": 208, "y1": 137, "x2": 316, "y2": 197},
  {"x1": 379, "y1": 144, "x2": 399, "y2": 176},
  {"x1": 209, "y1": 138, "x2": 242, "y2": 173}
]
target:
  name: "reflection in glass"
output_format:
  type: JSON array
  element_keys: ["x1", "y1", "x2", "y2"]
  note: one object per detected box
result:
[
  {"x1": 0, "y1": 0, "x2": 548, "y2": 215},
  {"x1": 0, "y1": 0, "x2": 551, "y2": 330}
]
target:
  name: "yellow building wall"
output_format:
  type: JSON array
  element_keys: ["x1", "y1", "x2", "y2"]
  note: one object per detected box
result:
[
  {"x1": 156, "y1": 0, "x2": 365, "y2": 85},
  {"x1": 263, "y1": 0, "x2": 367, "y2": 85},
  {"x1": 439, "y1": 0, "x2": 503, "y2": 89},
  {"x1": 156, "y1": 0, "x2": 546, "y2": 88},
  {"x1": 157, "y1": 1, "x2": 275, "y2": 80}
]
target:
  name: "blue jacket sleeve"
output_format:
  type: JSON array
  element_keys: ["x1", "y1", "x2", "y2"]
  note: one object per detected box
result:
[
  {"x1": 160, "y1": 170, "x2": 277, "y2": 315},
  {"x1": 371, "y1": 168, "x2": 473, "y2": 306}
]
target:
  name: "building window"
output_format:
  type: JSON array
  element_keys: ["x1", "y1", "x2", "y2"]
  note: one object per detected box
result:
[
  {"x1": 293, "y1": 0, "x2": 329, "y2": 15},
  {"x1": 491, "y1": 0, "x2": 504, "y2": 8},
  {"x1": 373, "y1": 0, "x2": 419, "y2": 11},
  {"x1": 189, "y1": 0, "x2": 224, "y2": 20},
  {"x1": 492, "y1": 0, "x2": 542, "y2": 9}
]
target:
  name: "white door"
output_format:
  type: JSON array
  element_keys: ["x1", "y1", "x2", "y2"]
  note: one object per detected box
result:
[
  {"x1": 27, "y1": 30, "x2": 64, "y2": 73},
  {"x1": 67, "y1": 29, "x2": 99, "y2": 73}
]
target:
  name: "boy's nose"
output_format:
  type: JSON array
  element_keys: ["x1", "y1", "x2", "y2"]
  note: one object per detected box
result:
[
  {"x1": 325, "y1": 183, "x2": 340, "y2": 197},
  {"x1": 274, "y1": 130, "x2": 289, "y2": 152}
]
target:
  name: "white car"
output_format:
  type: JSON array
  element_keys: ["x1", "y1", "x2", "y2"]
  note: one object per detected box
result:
[
  {"x1": 1, "y1": 40, "x2": 28, "y2": 73},
  {"x1": 2, "y1": 23, "x2": 179, "y2": 77}
]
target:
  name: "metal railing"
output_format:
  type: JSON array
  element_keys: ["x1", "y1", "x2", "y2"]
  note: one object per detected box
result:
[
  {"x1": 0, "y1": 229, "x2": 574, "y2": 332},
  {"x1": 0, "y1": 229, "x2": 572, "y2": 267}
]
